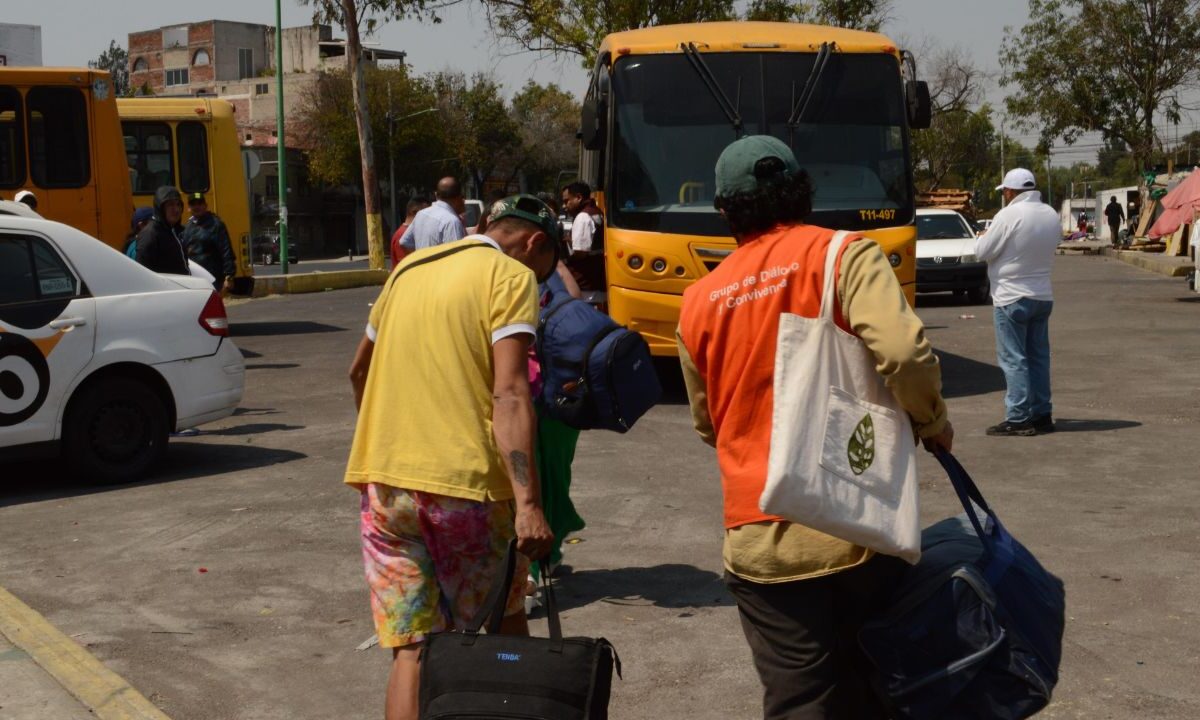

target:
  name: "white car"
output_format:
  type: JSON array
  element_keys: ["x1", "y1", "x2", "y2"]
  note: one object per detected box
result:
[
  {"x1": 0, "y1": 217, "x2": 244, "y2": 483},
  {"x1": 915, "y1": 208, "x2": 990, "y2": 304}
]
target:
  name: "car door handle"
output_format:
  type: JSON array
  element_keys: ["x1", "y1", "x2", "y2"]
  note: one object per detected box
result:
[{"x1": 49, "y1": 317, "x2": 88, "y2": 329}]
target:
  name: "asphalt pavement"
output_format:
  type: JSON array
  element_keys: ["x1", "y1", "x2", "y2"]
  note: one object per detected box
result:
[{"x1": 1, "y1": 253, "x2": 1198, "y2": 719}]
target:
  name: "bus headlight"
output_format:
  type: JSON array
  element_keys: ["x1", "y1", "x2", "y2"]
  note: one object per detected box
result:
[
  {"x1": 651, "y1": 258, "x2": 667, "y2": 273},
  {"x1": 628, "y1": 255, "x2": 644, "y2": 270},
  {"x1": 888, "y1": 252, "x2": 902, "y2": 268}
]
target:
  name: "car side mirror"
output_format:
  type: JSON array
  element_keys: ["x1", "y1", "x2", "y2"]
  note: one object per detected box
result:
[
  {"x1": 581, "y1": 96, "x2": 607, "y2": 151},
  {"x1": 907, "y1": 80, "x2": 932, "y2": 130}
]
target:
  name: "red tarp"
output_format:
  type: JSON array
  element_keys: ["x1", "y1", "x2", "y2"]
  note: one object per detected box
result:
[{"x1": 1149, "y1": 170, "x2": 1200, "y2": 238}]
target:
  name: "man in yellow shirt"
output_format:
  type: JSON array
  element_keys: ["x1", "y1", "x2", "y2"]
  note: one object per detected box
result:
[{"x1": 346, "y1": 195, "x2": 560, "y2": 720}]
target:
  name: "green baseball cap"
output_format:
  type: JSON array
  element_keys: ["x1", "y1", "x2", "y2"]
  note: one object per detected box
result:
[
  {"x1": 714, "y1": 135, "x2": 801, "y2": 199},
  {"x1": 488, "y1": 194, "x2": 562, "y2": 243}
]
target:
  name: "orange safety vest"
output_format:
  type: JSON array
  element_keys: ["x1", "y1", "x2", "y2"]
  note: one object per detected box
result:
[{"x1": 678, "y1": 224, "x2": 858, "y2": 529}]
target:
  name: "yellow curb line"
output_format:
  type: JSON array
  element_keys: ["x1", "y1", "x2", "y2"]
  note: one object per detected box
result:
[{"x1": 0, "y1": 586, "x2": 170, "y2": 720}]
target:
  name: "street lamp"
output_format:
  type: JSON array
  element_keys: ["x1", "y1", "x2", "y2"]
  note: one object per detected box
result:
[{"x1": 385, "y1": 97, "x2": 437, "y2": 228}]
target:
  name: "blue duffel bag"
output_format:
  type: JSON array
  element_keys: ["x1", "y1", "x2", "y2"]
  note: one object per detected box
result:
[
  {"x1": 858, "y1": 450, "x2": 1065, "y2": 719},
  {"x1": 536, "y1": 292, "x2": 661, "y2": 433}
]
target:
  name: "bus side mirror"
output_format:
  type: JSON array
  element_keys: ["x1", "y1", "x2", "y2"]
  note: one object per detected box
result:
[
  {"x1": 907, "y1": 80, "x2": 932, "y2": 130},
  {"x1": 581, "y1": 96, "x2": 607, "y2": 151}
]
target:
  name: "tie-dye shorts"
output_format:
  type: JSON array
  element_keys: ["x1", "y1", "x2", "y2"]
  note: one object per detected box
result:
[{"x1": 360, "y1": 483, "x2": 529, "y2": 648}]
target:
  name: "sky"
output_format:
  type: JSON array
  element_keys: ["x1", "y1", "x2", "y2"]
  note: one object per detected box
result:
[{"x1": 6, "y1": 0, "x2": 1171, "y2": 166}]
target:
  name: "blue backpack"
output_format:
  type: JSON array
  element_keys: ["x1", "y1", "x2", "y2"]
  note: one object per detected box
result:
[{"x1": 536, "y1": 291, "x2": 661, "y2": 433}]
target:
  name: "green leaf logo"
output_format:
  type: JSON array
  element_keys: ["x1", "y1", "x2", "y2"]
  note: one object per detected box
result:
[{"x1": 848, "y1": 413, "x2": 876, "y2": 476}]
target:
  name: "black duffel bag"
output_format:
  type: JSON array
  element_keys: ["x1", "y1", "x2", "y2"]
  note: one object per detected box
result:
[
  {"x1": 858, "y1": 450, "x2": 1065, "y2": 719},
  {"x1": 419, "y1": 540, "x2": 620, "y2": 720}
]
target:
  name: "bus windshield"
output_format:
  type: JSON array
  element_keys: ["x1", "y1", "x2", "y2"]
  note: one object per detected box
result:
[{"x1": 610, "y1": 52, "x2": 912, "y2": 236}]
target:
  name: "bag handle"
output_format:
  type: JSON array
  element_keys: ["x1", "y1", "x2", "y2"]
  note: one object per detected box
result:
[
  {"x1": 933, "y1": 449, "x2": 1017, "y2": 584},
  {"x1": 466, "y1": 538, "x2": 521, "y2": 635},
  {"x1": 817, "y1": 230, "x2": 852, "y2": 322},
  {"x1": 464, "y1": 541, "x2": 566, "y2": 642}
]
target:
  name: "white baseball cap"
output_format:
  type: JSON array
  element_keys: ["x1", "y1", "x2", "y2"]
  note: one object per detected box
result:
[
  {"x1": 996, "y1": 168, "x2": 1036, "y2": 192},
  {"x1": 14, "y1": 189, "x2": 36, "y2": 204}
]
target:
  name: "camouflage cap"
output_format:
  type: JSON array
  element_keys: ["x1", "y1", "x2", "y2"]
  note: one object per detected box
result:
[{"x1": 488, "y1": 194, "x2": 562, "y2": 243}]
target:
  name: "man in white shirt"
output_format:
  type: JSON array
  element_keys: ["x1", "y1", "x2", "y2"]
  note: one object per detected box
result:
[
  {"x1": 400, "y1": 177, "x2": 467, "y2": 252},
  {"x1": 976, "y1": 168, "x2": 1062, "y2": 436},
  {"x1": 560, "y1": 182, "x2": 605, "y2": 294}
]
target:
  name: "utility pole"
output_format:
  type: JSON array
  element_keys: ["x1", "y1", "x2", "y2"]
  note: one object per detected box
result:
[
  {"x1": 1045, "y1": 147, "x2": 1052, "y2": 206},
  {"x1": 1000, "y1": 115, "x2": 1007, "y2": 208},
  {"x1": 274, "y1": 0, "x2": 289, "y2": 275},
  {"x1": 388, "y1": 81, "x2": 396, "y2": 231}
]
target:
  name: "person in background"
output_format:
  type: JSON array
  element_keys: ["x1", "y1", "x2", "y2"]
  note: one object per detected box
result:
[
  {"x1": 124, "y1": 207, "x2": 155, "y2": 258},
  {"x1": 1104, "y1": 196, "x2": 1125, "y2": 249},
  {"x1": 1077, "y1": 210, "x2": 1088, "y2": 236},
  {"x1": 399, "y1": 177, "x2": 467, "y2": 253},
  {"x1": 14, "y1": 190, "x2": 37, "y2": 212},
  {"x1": 677, "y1": 135, "x2": 952, "y2": 719},
  {"x1": 391, "y1": 197, "x2": 430, "y2": 269},
  {"x1": 182, "y1": 192, "x2": 236, "y2": 293},
  {"x1": 976, "y1": 168, "x2": 1062, "y2": 436},
  {"x1": 135, "y1": 186, "x2": 189, "y2": 276},
  {"x1": 560, "y1": 182, "x2": 605, "y2": 296}
]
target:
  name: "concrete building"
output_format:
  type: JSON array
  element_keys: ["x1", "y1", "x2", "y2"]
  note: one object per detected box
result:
[
  {"x1": 126, "y1": 20, "x2": 405, "y2": 257},
  {"x1": 0, "y1": 24, "x2": 43, "y2": 67}
]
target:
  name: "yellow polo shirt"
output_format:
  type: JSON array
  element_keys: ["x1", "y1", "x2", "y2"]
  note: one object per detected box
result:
[{"x1": 344, "y1": 237, "x2": 539, "y2": 502}]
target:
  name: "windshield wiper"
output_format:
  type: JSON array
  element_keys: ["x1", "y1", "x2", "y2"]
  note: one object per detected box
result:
[
  {"x1": 788, "y1": 42, "x2": 834, "y2": 128},
  {"x1": 680, "y1": 42, "x2": 743, "y2": 137}
]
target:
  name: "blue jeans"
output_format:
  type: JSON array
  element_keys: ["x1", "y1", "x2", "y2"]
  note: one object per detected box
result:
[{"x1": 993, "y1": 298, "x2": 1054, "y2": 423}]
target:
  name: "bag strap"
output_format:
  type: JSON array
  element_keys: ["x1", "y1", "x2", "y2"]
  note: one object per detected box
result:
[
  {"x1": 385, "y1": 240, "x2": 494, "y2": 293},
  {"x1": 538, "y1": 560, "x2": 564, "y2": 642},
  {"x1": 817, "y1": 230, "x2": 852, "y2": 322},
  {"x1": 933, "y1": 449, "x2": 1017, "y2": 584},
  {"x1": 466, "y1": 538, "x2": 520, "y2": 635}
]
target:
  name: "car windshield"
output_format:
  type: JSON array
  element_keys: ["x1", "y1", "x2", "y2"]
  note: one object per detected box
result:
[
  {"x1": 916, "y1": 214, "x2": 973, "y2": 240},
  {"x1": 609, "y1": 51, "x2": 911, "y2": 237}
]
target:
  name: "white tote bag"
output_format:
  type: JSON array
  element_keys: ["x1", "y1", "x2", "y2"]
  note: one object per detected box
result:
[{"x1": 760, "y1": 231, "x2": 921, "y2": 564}]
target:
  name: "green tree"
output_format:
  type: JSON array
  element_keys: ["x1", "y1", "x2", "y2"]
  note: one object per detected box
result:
[
  {"x1": 88, "y1": 40, "x2": 130, "y2": 97},
  {"x1": 1001, "y1": 0, "x2": 1200, "y2": 171},
  {"x1": 431, "y1": 72, "x2": 522, "y2": 195},
  {"x1": 303, "y1": 0, "x2": 453, "y2": 269},
  {"x1": 509, "y1": 81, "x2": 581, "y2": 193},
  {"x1": 744, "y1": 0, "x2": 891, "y2": 29},
  {"x1": 482, "y1": 0, "x2": 735, "y2": 66},
  {"x1": 296, "y1": 66, "x2": 449, "y2": 194},
  {"x1": 912, "y1": 47, "x2": 993, "y2": 192}
]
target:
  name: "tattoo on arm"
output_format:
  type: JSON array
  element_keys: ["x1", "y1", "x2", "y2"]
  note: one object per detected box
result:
[{"x1": 509, "y1": 451, "x2": 531, "y2": 487}]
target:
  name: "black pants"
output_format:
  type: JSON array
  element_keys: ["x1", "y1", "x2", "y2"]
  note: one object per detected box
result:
[{"x1": 725, "y1": 554, "x2": 906, "y2": 720}]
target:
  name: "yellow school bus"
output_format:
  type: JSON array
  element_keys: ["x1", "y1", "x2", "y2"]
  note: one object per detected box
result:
[
  {"x1": 117, "y1": 97, "x2": 254, "y2": 294},
  {"x1": 0, "y1": 68, "x2": 133, "y2": 248},
  {"x1": 579, "y1": 22, "x2": 930, "y2": 355}
]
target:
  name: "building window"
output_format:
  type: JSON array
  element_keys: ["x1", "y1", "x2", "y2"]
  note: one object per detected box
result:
[
  {"x1": 177, "y1": 121, "x2": 210, "y2": 193},
  {"x1": 132, "y1": 57, "x2": 149, "y2": 73},
  {"x1": 265, "y1": 174, "x2": 278, "y2": 198},
  {"x1": 255, "y1": 83, "x2": 269, "y2": 95},
  {"x1": 165, "y1": 68, "x2": 189, "y2": 87},
  {"x1": 0, "y1": 85, "x2": 25, "y2": 188},
  {"x1": 123, "y1": 121, "x2": 174, "y2": 195},
  {"x1": 162, "y1": 26, "x2": 188, "y2": 49},
  {"x1": 238, "y1": 48, "x2": 254, "y2": 79},
  {"x1": 192, "y1": 49, "x2": 210, "y2": 67},
  {"x1": 26, "y1": 87, "x2": 90, "y2": 189}
]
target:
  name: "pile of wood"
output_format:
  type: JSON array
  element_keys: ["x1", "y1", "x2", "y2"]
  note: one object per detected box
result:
[{"x1": 917, "y1": 189, "x2": 975, "y2": 218}]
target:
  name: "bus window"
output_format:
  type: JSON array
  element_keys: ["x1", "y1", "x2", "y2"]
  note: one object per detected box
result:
[
  {"x1": 0, "y1": 86, "x2": 23, "y2": 188},
  {"x1": 123, "y1": 122, "x2": 174, "y2": 194},
  {"x1": 26, "y1": 87, "x2": 90, "y2": 188},
  {"x1": 177, "y1": 121, "x2": 210, "y2": 193}
]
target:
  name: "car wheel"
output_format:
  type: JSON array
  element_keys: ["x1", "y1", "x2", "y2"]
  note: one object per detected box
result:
[
  {"x1": 63, "y1": 377, "x2": 169, "y2": 484},
  {"x1": 968, "y1": 282, "x2": 991, "y2": 305}
]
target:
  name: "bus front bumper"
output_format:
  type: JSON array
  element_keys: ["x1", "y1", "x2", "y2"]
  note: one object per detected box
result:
[{"x1": 608, "y1": 285, "x2": 683, "y2": 357}]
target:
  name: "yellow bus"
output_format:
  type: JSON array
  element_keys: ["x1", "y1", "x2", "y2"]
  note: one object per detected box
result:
[
  {"x1": 0, "y1": 68, "x2": 133, "y2": 248},
  {"x1": 117, "y1": 97, "x2": 254, "y2": 294},
  {"x1": 578, "y1": 22, "x2": 931, "y2": 355}
]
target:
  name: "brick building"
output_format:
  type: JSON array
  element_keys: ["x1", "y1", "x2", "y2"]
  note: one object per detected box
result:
[{"x1": 126, "y1": 20, "x2": 405, "y2": 257}]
